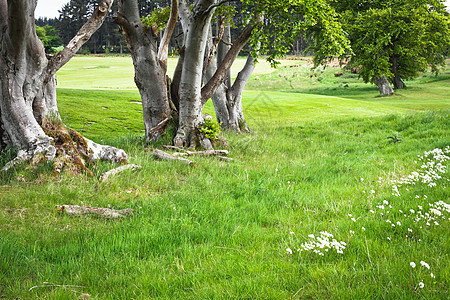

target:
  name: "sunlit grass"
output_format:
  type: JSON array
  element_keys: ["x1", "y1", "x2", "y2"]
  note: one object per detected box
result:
[{"x1": 0, "y1": 56, "x2": 449, "y2": 299}]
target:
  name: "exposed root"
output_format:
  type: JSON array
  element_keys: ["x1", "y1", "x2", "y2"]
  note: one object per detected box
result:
[
  {"x1": 1, "y1": 137, "x2": 56, "y2": 172},
  {"x1": 173, "y1": 129, "x2": 213, "y2": 150},
  {"x1": 99, "y1": 164, "x2": 141, "y2": 182},
  {"x1": 151, "y1": 149, "x2": 196, "y2": 165},
  {"x1": 42, "y1": 119, "x2": 94, "y2": 177},
  {"x1": 56, "y1": 205, "x2": 133, "y2": 218}
]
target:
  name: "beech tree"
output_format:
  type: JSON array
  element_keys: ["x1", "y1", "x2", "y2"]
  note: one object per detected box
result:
[
  {"x1": 331, "y1": 0, "x2": 450, "y2": 95},
  {"x1": 202, "y1": 0, "x2": 350, "y2": 133},
  {"x1": 173, "y1": 0, "x2": 350, "y2": 147},
  {"x1": 0, "y1": 0, "x2": 127, "y2": 172},
  {"x1": 114, "y1": 0, "x2": 177, "y2": 141},
  {"x1": 114, "y1": 0, "x2": 349, "y2": 148}
]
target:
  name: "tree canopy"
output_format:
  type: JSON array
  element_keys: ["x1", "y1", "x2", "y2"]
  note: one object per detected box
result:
[{"x1": 331, "y1": 0, "x2": 450, "y2": 89}]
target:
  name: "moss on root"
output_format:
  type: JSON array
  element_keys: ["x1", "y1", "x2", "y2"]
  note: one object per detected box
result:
[{"x1": 41, "y1": 118, "x2": 94, "y2": 177}]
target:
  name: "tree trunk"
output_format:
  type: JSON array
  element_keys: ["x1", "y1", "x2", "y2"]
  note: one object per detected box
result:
[
  {"x1": 114, "y1": 0, "x2": 172, "y2": 141},
  {"x1": 390, "y1": 56, "x2": 406, "y2": 90},
  {"x1": 0, "y1": 0, "x2": 56, "y2": 161},
  {"x1": 393, "y1": 74, "x2": 406, "y2": 89},
  {"x1": 374, "y1": 75, "x2": 394, "y2": 96},
  {"x1": 201, "y1": 17, "x2": 259, "y2": 132},
  {"x1": 0, "y1": 0, "x2": 127, "y2": 171},
  {"x1": 173, "y1": 0, "x2": 217, "y2": 149},
  {"x1": 225, "y1": 53, "x2": 254, "y2": 132}
]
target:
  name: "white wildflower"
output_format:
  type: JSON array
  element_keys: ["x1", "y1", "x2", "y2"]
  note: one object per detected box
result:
[
  {"x1": 418, "y1": 282, "x2": 424, "y2": 289},
  {"x1": 410, "y1": 262, "x2": 416, "y2": 268},
  {"x1": 420, "y1": 261, "x2": 430, "y2": 269},
  {"x1": 286, "y1": 248, "x2": 293, "y2": 255}
]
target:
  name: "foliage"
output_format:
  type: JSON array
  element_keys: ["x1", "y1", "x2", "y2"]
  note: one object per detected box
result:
[
  {"x1": 240, "y1": 0, "x2": 351, "y2": 67},
  {"x1": 331, "y1": 0, "x2": 450, "y2": 85},
  {"x1": 141, "y1": 6, "x2": 171, "y2": 31},
  {"x1": 35, "y1": 25, "x2": 63, "y2": 54},
  {"x1": 200, "y1": 117, "x2": 221, "y2": 140}
]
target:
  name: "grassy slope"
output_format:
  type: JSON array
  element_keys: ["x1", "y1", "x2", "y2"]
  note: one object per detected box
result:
[{"x1": 0, "y1": 56, "x2": 449, "y2": 299}]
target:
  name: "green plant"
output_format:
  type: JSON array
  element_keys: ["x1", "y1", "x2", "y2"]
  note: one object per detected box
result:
[
  {"x1": 200, "y1": 117, "x2": 221, "y2": 140},
  {"x1": 387, "y1": 132, "x2": 403, "y2": 144},
  {"x1": 141, "y1": 7, "x2": 171, "y2": 31}
]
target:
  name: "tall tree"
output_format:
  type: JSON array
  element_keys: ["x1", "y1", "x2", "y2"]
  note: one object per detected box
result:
[
  {"x1": 114, "y1": 0, "x2": 177, "y2": 141},
  {"x1": 199, "y1": 0, "x2": 349, "y2": 134},
  {"x1": 114, "y1": 0, "x2": 349, "y2": 148},
  {"x1": 0, "y1": 0, "x2": 127, "y2": 172},
  {"x1": 330, "y1": 0, "x2": 450, "y2": 95}
]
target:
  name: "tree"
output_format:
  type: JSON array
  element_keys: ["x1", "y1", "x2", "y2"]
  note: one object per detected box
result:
[
  {"x1": 331, "y1": 0, "x2": 450, "y2": 95},
  {"x1": 114, "y1": 0, "x2": 177, "y2": 141},
  {"x1": 114, "y1": 0, "x2": 349, "y2": 148},
  {"x1": 35, "y1": 24, "x2": 63, "y2": 53},
  {"x1": 0, "y1": 0, "x2": 126, "y2": 172}
]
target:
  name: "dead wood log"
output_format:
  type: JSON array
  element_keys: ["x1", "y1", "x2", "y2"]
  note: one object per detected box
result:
[
  {"x1": 151, "y1": 149, "x2": 195, "y2": 165},
  {"x1": 162, "y1": 145, "x2": 186, "y2": 151},
  {"x1": 147, "y1": 118, "x2": 170, "y2": 136},
  {"x1": 99, "y1": 164, "x2": 141, "y2": 182},
  {"x1": 217, "y1": 156, "x2": 233, "y2": 162},
  {"x1": 56, "y1": 205, "x2": 133, "y2": 218},
  {"x1": 185, "y1": 150, "x2": 229, "y2": 156}
]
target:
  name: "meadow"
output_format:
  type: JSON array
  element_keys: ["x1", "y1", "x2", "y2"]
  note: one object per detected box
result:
[{"x1": 0, "y1": 56, "x2": 449, "y2": 299}]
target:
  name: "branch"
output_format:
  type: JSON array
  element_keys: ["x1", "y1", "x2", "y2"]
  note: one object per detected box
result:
[
  {"x1": 56, "y1": 205, "x2": 133, "y2": 218},
  {"x1": 45, "y1": 0, "x2": 113, "y2": 79},
  {"x1": 178, "y1": 0, "x2": 191, "y2": 34},
  {"x1": 0, "y1": 0, "x2": 7, "y2": 32},
  {"x1": 158, "y1": 0, "x2": 179, "y2": 72},
  {"x1": 204, "y1": 0, "x2": 234, "y2": 16},
  {"x1": 201, "y1": 18, "x2": 258, "y2": 104},
  {"x1": 151, "y1": 149, "x2": 195, "y2": 165},
  {"x1": 229, "y1": 53, "x2": 255, "y2": 100},
  {"x1": 147, "y1": 117, "x2": 170, "y2": 135},
  {"x1": 99, "y1": 164, "x2": 141, "y2": 182},
  {"x1": 204, "y1": 16, "x2": 226, "y2": 71}
]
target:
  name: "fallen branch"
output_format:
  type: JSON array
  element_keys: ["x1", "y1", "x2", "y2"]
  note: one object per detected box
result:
[
  {"x1": 218, "y1": 156, "x2": 233, "y2": 162},
  {"x1": 185, "y1": 150, "x2": 229, "y2": 156},
  {"x1": 162, "y1": 145, "x2": 185, "y2": 151},
  {"x1": 147, "y1": 118, "x2": 170, "y2": 135},
  {"x1": 151, "y1": 149, "x2": 195, "y2": 165},
  {"x1": 99, "y1": 164, "x2": 141, "y2": 182},
  {"x1": 56, "y1": 205, "x2": 133, "y2": 218}
]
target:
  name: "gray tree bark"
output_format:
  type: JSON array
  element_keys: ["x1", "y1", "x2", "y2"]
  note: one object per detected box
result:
[
  {"x1": 390, "y1": 56, "x2": 406, "y2": 90},
  {"x1": 173, "y1": 0, "x2": 217, "y2": 149},
  {"x1": 114, "y1": 0, "x2": 175, "y2": 141},
  {"x1": 0, "y1": 0, "x2": 127, "y2": 171},
  {"x1": 374, "y1": 75, "x2": 394, "y2": 96},
  {"x1": 201, "y1": 17, "x2": 259, "y2": 132},
  {"x1": 392, "y1": 75, "x2": 406, "y2": 90}
]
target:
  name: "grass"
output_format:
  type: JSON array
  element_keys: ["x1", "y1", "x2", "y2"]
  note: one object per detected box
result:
[{"x1": 0, "y1": 56, "x2": 449, "y2": 299}]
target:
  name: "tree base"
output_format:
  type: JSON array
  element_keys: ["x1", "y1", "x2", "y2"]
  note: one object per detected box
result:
[
  {"x1": 1, "y1": 119, "x2": 128, "y2": 177},
  {"x1": 173, "y1": 128, "x2": 213, "y2": 150}
]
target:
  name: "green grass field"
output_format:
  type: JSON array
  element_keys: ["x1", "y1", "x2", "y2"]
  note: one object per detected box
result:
[{"x1": 0, "y1": 56, "x2": 449, "y2": 299}]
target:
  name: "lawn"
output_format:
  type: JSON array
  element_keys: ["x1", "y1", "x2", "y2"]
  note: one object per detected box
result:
[{"x1": 0, "y1": 56, "x2": 449, "y2": 299}]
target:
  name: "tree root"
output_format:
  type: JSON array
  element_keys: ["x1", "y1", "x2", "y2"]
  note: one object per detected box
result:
[
  {"x1": 56, "y1": 205, "x2": 133, "y2": 218},
  {"x1": 99, "y1": 164, "x2": 141, "y2": 182},
  {"x1": 2, "y1": 117, "x2": 131, "y2": 179},
  {"x1": 151, "y1": 149, "x2": 196, "y2": 165}
]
